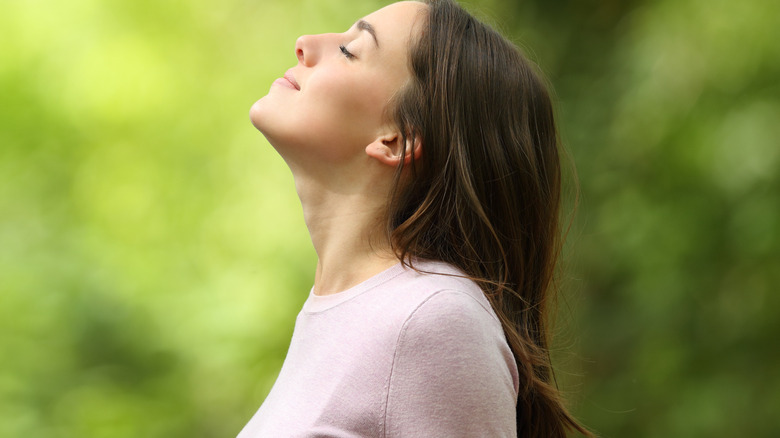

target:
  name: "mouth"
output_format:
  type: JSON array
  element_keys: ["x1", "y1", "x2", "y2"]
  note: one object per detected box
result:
[{"x1": 283, "y1": 70, "x2": 300, "y2": 90}]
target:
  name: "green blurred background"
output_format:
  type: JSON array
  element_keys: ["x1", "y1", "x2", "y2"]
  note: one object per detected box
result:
[{"x1": 1, "y1": 0, "x2": 778, "y2": 436}]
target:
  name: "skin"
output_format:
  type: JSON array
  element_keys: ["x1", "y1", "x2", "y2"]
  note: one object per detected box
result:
[{"x1": 250, "y1": 1, "x2": 427, "y2": 295}]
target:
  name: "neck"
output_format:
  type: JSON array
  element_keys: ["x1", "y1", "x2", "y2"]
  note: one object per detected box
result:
[{"x1": 292, "y1": 167, "x2": 399, "y2": 296}]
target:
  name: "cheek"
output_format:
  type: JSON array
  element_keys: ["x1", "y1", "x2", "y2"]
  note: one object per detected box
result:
[
  {"x1": 248, "y1": 69, "x2": 401, "y2": 164},
  {"x1": 311, "y1": 73, "x2": 387, "y2": 128},
  {"x1": 287, "y1": 73, "x2": 389, "y2": 159}
]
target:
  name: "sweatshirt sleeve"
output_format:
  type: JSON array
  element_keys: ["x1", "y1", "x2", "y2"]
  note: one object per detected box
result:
[{"x1": 383, "y1": 290, "x2": 518, "y2": 438}]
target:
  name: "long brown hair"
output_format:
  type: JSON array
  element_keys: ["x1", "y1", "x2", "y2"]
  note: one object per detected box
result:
[{"x1": 386, "y1": 0, "x2": 591, "y2": 436}]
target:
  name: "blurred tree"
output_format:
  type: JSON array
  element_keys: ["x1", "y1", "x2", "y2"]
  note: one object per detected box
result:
[{"x1": 1, "y1": 0, "x2": 777, "y2": 436}]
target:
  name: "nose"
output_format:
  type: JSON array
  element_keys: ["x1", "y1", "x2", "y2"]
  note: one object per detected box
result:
[
  {"x1": 295, "y1": 33, "x2": 337, "y2": 66},
  {"x1": 295, "y1": 36, "x2": 306, "y2": 64},
  {"x1": 295, "y1": 35, "x2": 316, "y2": 66}
]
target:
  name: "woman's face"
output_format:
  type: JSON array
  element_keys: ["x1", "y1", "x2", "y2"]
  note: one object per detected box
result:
[{"x1": 249, "y1": 1, "x2": 426, "y2": 167}]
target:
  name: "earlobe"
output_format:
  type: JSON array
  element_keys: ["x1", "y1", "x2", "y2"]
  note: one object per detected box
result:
[
  {"x1": 365, "y1": 140, "x2": 398, "y2": 166},
  {"x1": 365, "y1": 133, "x2": 422, "y2": 167}
]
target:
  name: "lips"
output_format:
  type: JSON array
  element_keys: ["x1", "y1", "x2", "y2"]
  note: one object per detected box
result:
[{"x1": 284, "y1": 70, "x2": 300, "y2": 90}]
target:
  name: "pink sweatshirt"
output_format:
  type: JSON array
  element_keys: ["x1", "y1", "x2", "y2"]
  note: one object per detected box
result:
[{"x1": 237, "y1": 260, "x2": 519, "y2": 437}]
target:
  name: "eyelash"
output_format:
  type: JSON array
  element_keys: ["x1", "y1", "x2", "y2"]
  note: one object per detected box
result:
[{"x1": 339, "y1": 44, "x2": 356, "y2": 60}]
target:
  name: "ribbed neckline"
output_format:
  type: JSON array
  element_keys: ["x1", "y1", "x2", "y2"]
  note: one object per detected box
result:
[{"x1": 302, "y1": 262, "x2": 407, "y2": 313}]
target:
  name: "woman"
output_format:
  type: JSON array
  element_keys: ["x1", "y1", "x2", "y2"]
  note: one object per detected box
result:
[{"x1": 240, "y1": 0, "x2": 590, "y2": 436}]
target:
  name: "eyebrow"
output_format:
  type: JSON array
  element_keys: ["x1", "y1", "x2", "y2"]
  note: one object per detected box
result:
[{"x1": 357, "y1": 19, "x2": 379, "y2": 48}]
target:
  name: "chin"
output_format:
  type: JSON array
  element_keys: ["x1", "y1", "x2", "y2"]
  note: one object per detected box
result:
[
  {"x1": 249, "y1": 98, "x2": 268, "y2": 132},
  {"x1": 249, "y1": 98, "x2": 290, "y2": 157}
]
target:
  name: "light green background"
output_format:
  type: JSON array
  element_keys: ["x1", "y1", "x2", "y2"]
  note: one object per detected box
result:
[{"x1": 2, "y1": 0, "x2": 778, "y2": 436}]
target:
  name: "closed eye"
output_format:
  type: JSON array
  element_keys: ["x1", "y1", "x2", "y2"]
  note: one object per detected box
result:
[{"x1": 339, "y1": 44, "x2": 356, "y2": 60}]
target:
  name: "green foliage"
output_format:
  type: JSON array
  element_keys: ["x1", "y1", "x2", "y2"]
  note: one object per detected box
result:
[{"x1": 1, "y1": 0, "x2": 777, "y2": 436}]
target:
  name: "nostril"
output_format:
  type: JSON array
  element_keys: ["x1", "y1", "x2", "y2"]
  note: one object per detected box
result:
[{"x1": 295, "y1": 36, "x2": 306, "y2": 63}]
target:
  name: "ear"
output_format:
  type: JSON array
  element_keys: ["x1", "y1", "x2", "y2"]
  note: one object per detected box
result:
[{"x1": 365, "y1": 132, "x2": 422, "y2": 167}]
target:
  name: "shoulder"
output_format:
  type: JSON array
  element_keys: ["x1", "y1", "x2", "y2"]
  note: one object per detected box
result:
[
  {"x1": 401, "y1": 289, "x2": 500, "y2": 344},
  {"x1": 387, "y1": 260, "x2": 518, "y2": 390},
  {"x1": 387, "y1": 259, "x2": 500, "y2": 324},
  {"x1": 392, "y1": 287, "x2": 511, "y2": 376},
  {"x1": 376, "y1": 259, "x2": 508, "y2": 351},
  {"x1": 381, "y1": 264, "x2": 519, "y2": 436}
]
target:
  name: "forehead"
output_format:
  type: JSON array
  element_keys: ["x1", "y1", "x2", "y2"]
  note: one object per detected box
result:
[{"x1": 361, "y1": 1, "x2": 427, "y2": 54}]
